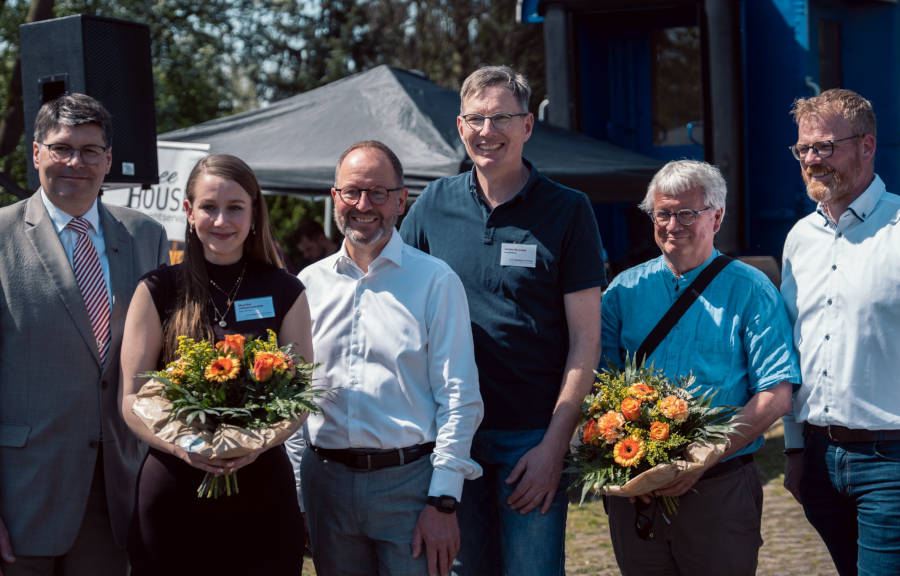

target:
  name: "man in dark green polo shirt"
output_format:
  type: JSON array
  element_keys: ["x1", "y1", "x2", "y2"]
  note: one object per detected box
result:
[{"x1": 400, "y1": 65, "x2": 606, "y2": 576}]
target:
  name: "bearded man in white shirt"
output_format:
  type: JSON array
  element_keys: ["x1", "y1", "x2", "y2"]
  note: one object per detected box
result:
[
  {"x1": 781, "y1": 88, "x2": 900, "y2": 576},
  {"x1": 294, "y1": 140, "x2": 483, "y2": 576}
]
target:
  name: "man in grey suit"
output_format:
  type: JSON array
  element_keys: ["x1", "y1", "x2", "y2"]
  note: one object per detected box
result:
[{"x1": 0, "y1": 94, "x2": 168, "y2": 575}]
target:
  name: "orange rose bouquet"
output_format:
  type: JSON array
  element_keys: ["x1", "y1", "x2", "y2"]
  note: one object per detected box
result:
[
  {"x1": 132, "y1": 330, "x2": 319, "y2": 498},
  {"x1": 570, "y1": 356, "x2": 740, "y2": 513}
]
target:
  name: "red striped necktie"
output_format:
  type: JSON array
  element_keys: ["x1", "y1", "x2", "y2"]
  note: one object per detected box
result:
[{"x1": 67, "y1": 217, "x2": 111, "y2": 364}]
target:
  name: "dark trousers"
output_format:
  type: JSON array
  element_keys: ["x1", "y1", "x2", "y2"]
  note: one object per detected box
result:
[{"x1": 608, "y1": 459, "x2": 763, "y2": 576}]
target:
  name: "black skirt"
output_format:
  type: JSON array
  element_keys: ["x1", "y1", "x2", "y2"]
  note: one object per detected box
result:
[{"x1": 129, "y1": 445, "x2": 304, "y2": 575}]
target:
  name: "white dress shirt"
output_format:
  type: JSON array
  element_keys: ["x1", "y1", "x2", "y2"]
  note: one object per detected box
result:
[
  {"x1": 298, "y1": 230, "x2": 483, "y2": 499},
  {"x1": 781, "y1": 175, "x2": 900, "y2": 448},
  {"x1": 40, "y1": 190, "x2": 113, "y2": 304}
]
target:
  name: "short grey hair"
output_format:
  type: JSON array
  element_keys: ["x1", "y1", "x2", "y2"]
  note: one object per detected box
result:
[
  {"x1": 33, "y1": 93, "x2": 112, "y2": 146},
  {"x1": 460, "y1": 65, "x2": 530, "y2": 113},
  {"x1": 640, "y1": 160, "x2": 727, "y2": 214}
]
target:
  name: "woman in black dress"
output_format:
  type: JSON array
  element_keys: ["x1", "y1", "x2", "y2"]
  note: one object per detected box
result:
[{"x1": 120, "y1": 154, "x2": 312, "y2": 575}]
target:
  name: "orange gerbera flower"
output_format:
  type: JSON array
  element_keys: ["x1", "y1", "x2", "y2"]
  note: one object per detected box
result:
[
  {"x1": 204, "y1": 357, "x2": 240, "y2": 382},
  {"x1": 583, "y1": 419, "x2": 602, "y2": 445},
  {"x1": 597, "y1": 411, "x2": 626, "y2": 444},
  {"x1": 649, "y1": 421, "x2": 670, "y2": 441},
  {"x1": 215, "y1": 334, "x2": 245, "y2": 357},
  {"x1": 613, "y1": 436, "x2": 646, "y2": 467},
  {"x1": 629, "y1": 382, "x2": 659, "y2": 402},
  {"x1": 620, "y1": 397, "x2": 642, "y2": 421},
  {"x1": 658, "y1": 395, "x2": 690, "y2": 422}
]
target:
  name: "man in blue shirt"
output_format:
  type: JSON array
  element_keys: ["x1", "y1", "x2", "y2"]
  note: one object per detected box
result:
[
  {"x1": 601, "y1": 160, "x2": 799, "y2": 575},
  {"x1": 401, "y1": 65, "x2": 605, "y2": 576}
]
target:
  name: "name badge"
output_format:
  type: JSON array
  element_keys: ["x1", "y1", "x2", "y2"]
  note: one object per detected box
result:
[
  {"x1": 234, "y1": 296, "x2": 275, "y2": 322},
  {"x1": 500, "y1": 243, "x2": 537, "y2": 268}
]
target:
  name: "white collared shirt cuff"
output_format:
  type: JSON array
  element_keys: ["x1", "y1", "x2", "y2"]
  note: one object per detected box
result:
[
  {"x1": 782, "y1": 414, "x2": 805, "y2": 450},
  {"x1": 428, "y1": 469, "x2": 466, "y2": 501}
]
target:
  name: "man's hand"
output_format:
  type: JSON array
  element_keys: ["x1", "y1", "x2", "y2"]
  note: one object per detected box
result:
[
  {"x1": 411, "y1": 505, "x2": 459, "y2": 576},
  {"x1": 783, "y1": 452, "x2": 803, "y2": 504},
  {"x1": 653, "y1": 467, "x2": 706, "y2": 498},
  {"x1": 505, "y1": 439, "x2": 564, "y2": 515},
  {"x1": 0, "y1": 515, "x2": 15, "y2": 574}
]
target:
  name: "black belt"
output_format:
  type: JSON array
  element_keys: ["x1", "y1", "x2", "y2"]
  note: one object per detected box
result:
[
  {"x1": 311, "y1": 442, "x2": 435, "y2": 471},
  {"x1": 806, "y1": 424, "x2": 900, "y2": 444},
  {"x1": 701, "y1": 453, "x2": 754, "y2": 481}
]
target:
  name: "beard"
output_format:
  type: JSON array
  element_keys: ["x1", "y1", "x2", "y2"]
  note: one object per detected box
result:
[
  {"x1": 803, "y1": 160, "x2": 858, "y2": 206},
  {"x1": 334, "y1": 208, "x2": 396, "y2": 247}
]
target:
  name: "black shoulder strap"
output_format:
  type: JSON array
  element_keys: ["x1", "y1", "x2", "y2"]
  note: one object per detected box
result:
[{"x1": 634, "y1": 255, "x2": 733, "y2": 365}]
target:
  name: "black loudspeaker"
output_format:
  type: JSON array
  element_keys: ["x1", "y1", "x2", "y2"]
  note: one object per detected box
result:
[{"x1": 20, "y1": 15, "x2": 158, "y2": 190}]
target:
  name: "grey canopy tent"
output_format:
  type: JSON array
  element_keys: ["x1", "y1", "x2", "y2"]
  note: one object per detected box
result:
[{"x1": 160, "y1": 65, "x2": 661, "y2": 203}]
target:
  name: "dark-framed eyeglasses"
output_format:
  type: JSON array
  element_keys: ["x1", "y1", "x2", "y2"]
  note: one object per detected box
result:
[
  {"x1": 460, "y1": 112, "x2": 528, "y2": 131},
  {"x1": 39, "y1": 142, "x2": 109, "y2": 165},
  {"x1": 334, "y1": 186, "x2": 403, "y2": 206},
  {"x1": 789, "y1": 134, "x2": 861, "y2": 161},
  {"x1": 648, "y1": 206, "x2": 712, "y2": 227}
]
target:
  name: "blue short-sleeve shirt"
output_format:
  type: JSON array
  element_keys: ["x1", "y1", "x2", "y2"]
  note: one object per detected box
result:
[
  {"x1": 401, "y1": 160, "x2": 606, "y2": 429},
  {"x1": 601, "y1": 251, "x2": 801, "y2": 457}
]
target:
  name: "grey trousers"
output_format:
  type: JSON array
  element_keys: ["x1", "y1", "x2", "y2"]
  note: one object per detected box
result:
[
  {"x1": 0, "y1": 453, "x2": 127, "y2": 576},
  {"x1": 607, "y1": 459, "x2": 763, "y2": 576}
]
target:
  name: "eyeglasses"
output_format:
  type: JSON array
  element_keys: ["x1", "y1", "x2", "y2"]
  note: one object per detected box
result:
[
  {"x1": 648, "y1": 207, "x2": 712, "y2": 227},
  {"x1": 39, "y1": 142, "x2": 109, "y2": 165},
  {"x1": 634, "y1": 498, "x2": 655, "y2": 541},
  {"x1": 460, "y1": 112, "x2": 528, "y2": 131},
  {"x1": 334, "y1": 186, "x2": 402, "y2": 206},
  {"x1": 789, "y1": 134, "x2": 861, "y2": 161}
]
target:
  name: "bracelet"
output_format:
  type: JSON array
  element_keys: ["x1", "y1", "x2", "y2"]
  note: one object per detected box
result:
[{"x1": 783, "y1": 448, "x2": 804, "y2": 455}]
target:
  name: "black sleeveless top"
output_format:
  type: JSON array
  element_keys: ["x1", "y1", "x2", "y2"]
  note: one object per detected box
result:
[{"x1": 142, "y1": 258, "x2": 304, "y2": 345}]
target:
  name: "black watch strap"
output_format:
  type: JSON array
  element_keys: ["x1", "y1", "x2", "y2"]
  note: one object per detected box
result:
[{"x1": 426, "y1": 495, "x2": 458, "y2": 514}]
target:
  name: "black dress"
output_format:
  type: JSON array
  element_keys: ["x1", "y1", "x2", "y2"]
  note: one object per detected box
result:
[{"x1": 128, "y1": 258, "x2": 306, "y2": 576}]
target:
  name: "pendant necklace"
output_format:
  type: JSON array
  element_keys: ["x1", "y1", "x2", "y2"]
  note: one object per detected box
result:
[{"x1": 209, "y1": 262, "x2": 247, "y2": 328}]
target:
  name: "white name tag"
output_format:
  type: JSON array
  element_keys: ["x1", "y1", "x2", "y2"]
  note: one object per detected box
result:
[
  {"x1": 500, "y1": 243, "x2": 537, "y2": 268},
  {"x1": 234, "y1": 296, "x2": 275, "y2": 322}
]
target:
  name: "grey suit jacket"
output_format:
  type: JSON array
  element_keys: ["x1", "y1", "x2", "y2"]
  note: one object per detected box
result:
[{"x1": 0, "y1": 192, "x2": 168, "y2": 556}]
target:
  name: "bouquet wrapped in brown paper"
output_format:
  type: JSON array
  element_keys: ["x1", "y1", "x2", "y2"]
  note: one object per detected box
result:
[
  {"x1": 133, "y1": 330, "x2": 318, "y2": 498},
  {"x1": 570, "y1": 357, "x2": 739, "y2": 513}
]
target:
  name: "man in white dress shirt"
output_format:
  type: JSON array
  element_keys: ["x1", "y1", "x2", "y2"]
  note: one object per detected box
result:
[
  {"x1": 781, "y1": 88, "x2": 900, "y2": 575},
  {"x1": 295, "y1": 140, "x2": 483, "y2": 576}
]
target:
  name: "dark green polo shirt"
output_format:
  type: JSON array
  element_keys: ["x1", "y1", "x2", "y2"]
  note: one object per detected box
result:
[{"x1": 400, "y1": 160, "x2": 606, "y2": 429}]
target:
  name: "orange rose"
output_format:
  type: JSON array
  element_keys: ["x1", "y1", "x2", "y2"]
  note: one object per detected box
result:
[
  {"x1": 583, "y1": 419, "x2": 602, "y2": 445},
  {"x1": 658, "y1": 395, "x2": 690, "y2": 422},
  {"x1": 205, "y1": 356, "x2": 240, "y2": 382},
  {"x1": 629, "y1": 382, "x2": 659, "y2": 402},
  {"x1": 596, "y1": 411, "x2": 626, "y2": 444},
  {"x1": 252, "y1": 351, "x2": 289, "y2": 382},
  {"x1": 620, "y1": 397, "x2": 642, "y2": 421},
  {"x1": 252, "y1": 353, "x2": 277, "y2": 382},
  {"x1": 613, "y1": 436, "x2": 646, "y2": 467},
  {"x1": 216, "y1": 334, "x2": 245, "y2": 357},
  {"x1": 649, "y1": 421, "x2": 670, "y2": 441}
]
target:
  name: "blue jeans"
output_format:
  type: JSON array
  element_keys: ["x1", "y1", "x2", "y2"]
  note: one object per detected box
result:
[
  {"x1": 800, "y1": 432, "x2": 900, "y2": 576},
  {"x1": 452, "y1": 429, "x2": 567, "y2": 576}
]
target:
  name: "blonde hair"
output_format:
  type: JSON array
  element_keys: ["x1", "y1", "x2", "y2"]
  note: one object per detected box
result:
[{"x1": 790, "y1": 88, "x2": 876, "y2": 138}]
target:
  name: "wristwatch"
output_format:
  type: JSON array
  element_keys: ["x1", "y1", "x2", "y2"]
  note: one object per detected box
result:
[{"x1": 426, "y1": 495, "x2": 458, "y2": 514}]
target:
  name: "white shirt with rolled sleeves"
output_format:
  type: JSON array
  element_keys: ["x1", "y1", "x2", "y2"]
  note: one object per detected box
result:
[
  {"x1": 780, "y1": 175, "x2": 900, "y2": 449},
  {"x1": 291, "y1": 230, "x2": 483, "y2": 500}
]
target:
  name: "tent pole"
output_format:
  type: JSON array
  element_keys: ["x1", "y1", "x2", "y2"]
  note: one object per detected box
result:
[{"x1": 324, "y1": 195, "x2": 333, "y2": 239}]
